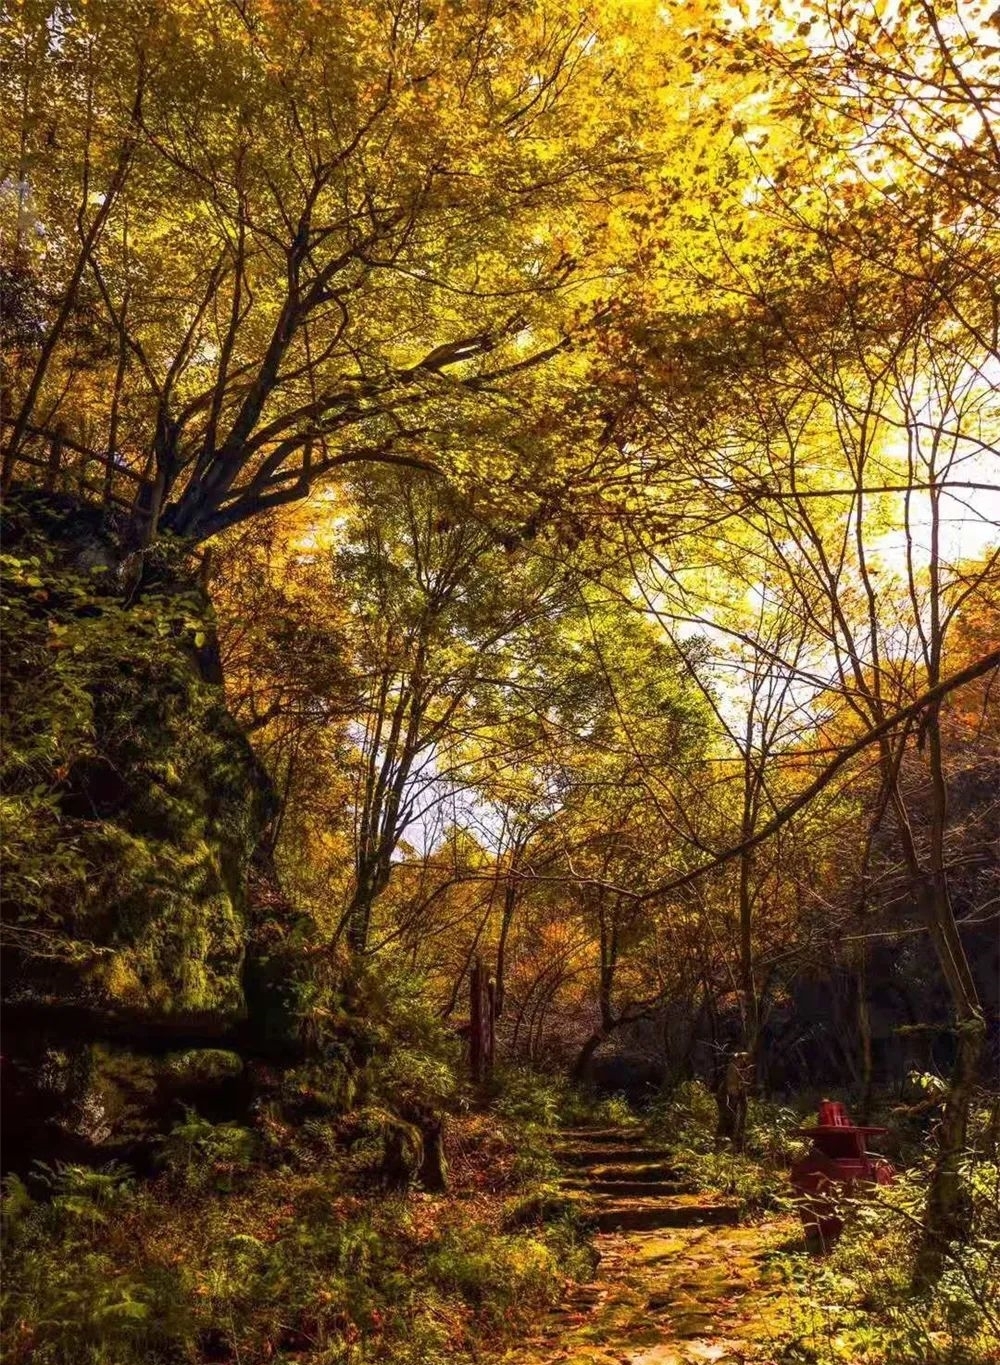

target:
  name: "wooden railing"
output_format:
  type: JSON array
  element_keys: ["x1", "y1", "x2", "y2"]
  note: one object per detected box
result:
[{"x1": 0, "y1": 418, "x2": 152, "y2": 518}]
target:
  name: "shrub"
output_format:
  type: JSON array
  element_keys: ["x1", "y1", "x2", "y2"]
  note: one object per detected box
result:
[
  {"x1": 559, "y1": 1087, "x2": 636, "y2": 1129},
  {"x1": 491, "y1": 1064, "x2": 566, "y2": 1127},
  {"x1": 426, "y1": 1225, "x2": 563, "y2": 1316},
  {"x1": 1, "y1": 1165, "x2": 194, "y2": 1365},
  {"x1": 158, "y1": 1111, "x2": 258, "y2": 1191},
  {"x1": 646, "y1": 1078, "x2": 719, "y2": 1153},
  {"x1": 503, "y1": 1185, "x2": 586, "y2": 1228},
  {"x1": 745, "y1": 1099, "x2": 806, "y2": 1164}
]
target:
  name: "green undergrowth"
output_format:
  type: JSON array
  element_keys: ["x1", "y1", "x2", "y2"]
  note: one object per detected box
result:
[
  {"x1": 645, "y1": 1079, "x2": 803, "y2": 1213},
  {"x1": 0, "y1": 955, "x2": 600, "y2": 1365},
  {"x1": 767, "y1": 1107, "x2": 1000, "y2": 1365},
  {"x1": 644, "y1": 1081, "x2": 1000, "y2": 1363},
  {"x1": 488, "y1": 1064, "x2": 638, "y2": 1133},
  {"x1": 1, "y1": 1106, "x2": 595, "y2": 1365}
]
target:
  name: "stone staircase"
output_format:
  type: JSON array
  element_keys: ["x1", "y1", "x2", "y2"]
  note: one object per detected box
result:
[{"x1": 553, "y1": 1126, "x2": 742, "y2": 1233}]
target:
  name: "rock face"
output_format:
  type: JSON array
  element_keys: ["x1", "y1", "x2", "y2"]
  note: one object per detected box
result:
[{"x1": 1, "y1": 492, "x2": 276, "y2": 1167}]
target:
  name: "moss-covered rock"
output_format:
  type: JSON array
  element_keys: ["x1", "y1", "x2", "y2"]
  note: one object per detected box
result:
[
  {"x1": 164, "y1": 1048, "x2": 245, "y2": 1088},
  {"x1": 1, "y1": 1039, "x2": 253, "y2": 1168},
  {"x1": 274, "y1": 1058, "x2": 359, "y2": 1122},
  {"x1": 1, "y1": 492, "x2": 275, "y2": 1163},
  {"x1": 1, "y1": 491, "x2": 274, "y2": 1026}
]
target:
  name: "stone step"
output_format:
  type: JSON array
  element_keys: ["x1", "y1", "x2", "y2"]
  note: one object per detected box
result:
[
  {"x1": 556, "y1": 1127, "x2": 647, "y2": 1144},
  {"x1": 588, "y1": 1199, "x2": 742, "y2": 1233},
  {"x1": 576, "y1": 1179, "x2": 691, "y2": 1198},
  {"x1": 587, "y1": 1163, "x2": 680, "y2": 1183},
  {"x1": 555, "y1": 1146, "x2": 675, "y2": 1167}
]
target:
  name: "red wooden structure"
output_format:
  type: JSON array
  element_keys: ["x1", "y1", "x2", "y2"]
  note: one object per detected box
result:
[{"x1": 791, "y1": 1100, "x2": 895, "y2": 1250}]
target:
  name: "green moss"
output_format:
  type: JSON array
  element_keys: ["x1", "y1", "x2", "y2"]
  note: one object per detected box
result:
[
  {"x1": 347, "y1": 1106, "x2": 426, "y2": 1189},
  {"x1": 502, "y1": 1188, "x2": 580, "y2": 1229},
  {"x1": 1, "y1": 492, "x2": 274, "y2": 1026},
  {"x1": 164, "y1": 1050, "x2": 244, "y2": 1086}
]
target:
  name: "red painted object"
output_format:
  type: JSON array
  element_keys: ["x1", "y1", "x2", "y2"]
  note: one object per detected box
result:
[{"x1": 790, "y1": 1100, "x2": 895, "y2": 1251}]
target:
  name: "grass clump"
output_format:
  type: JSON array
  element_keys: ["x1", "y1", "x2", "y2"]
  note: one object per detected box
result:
[{"x1": 427, "y1": 1226, "x2": 560, "y2": 1314}]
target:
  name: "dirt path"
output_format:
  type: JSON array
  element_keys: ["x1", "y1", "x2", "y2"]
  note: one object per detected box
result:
[{"x1": 503, "y1": 1128, "x2": 800, "y2": 1365}]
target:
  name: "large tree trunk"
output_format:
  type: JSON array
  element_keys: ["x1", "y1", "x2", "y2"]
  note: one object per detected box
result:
[
  {"x1": 891, "y1": 703, "x2": 987, "y2": 1289},
  {"x1": 344, "y1": 874, "x2": 377, "y2": 954},
  {"x1": 414, "y1": 1110, "x2": 448, "y2": 1192},
  {"x1": 913, "y1": 1020, "x2": 985, "y2": 1289}
]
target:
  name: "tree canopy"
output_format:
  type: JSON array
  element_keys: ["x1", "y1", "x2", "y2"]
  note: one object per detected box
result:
[{"x1": 2, "y1": 0, "x2": 999, "y2": 1307}]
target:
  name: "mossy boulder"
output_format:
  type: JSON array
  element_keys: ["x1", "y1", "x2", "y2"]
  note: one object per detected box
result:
[
  {"x1": 1, "y1": 491, "x2": 274, "y2": 1026},
  {"x1": 275, "y1": 1058, "x2": 359, "y2": 1122},
  {"x1": 164, "y1": 1048, "x2": 245, "y2": 1088},
  {"x1": 1, "y1": 492, "x2": 275, "y2": 1164},
  {"x1": 2, "y1": 1040, "x2": 250, "y2": 1168}
]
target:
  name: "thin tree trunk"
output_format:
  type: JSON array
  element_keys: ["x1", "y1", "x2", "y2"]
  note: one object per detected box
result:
[
  {"x1": 442, "y1": 896, "x2": 494, "y2": 1021},
  {"x1": 494, "y1": 880, "x2": 518, "y2": 1020},
  {"x1": 469, "y1": 957, "x2": 494, "y2": 1084},
  {"x1": 879, "y1": 708, "x2": 986, "y2": 1288},
  {"x1": 856, "y1": 945, "x2": 874, "y2": 1122},
  {"x1": 572, "y1": 1029, "x2": 605, "y2": 1084}
]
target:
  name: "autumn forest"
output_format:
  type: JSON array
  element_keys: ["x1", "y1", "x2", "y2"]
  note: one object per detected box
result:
[{"x1": 1, "y1": 1, "x2": 998, "y2": 1362}]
